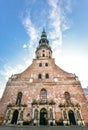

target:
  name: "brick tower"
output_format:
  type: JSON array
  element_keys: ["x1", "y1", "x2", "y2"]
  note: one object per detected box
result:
[{"x1": 0, "y1": 29, "x2": 88, "y2": 126}]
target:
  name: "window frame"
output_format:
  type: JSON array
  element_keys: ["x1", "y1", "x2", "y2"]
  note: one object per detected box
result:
[
  {"x1": 16, "y1": 92, "x2": 22, "y2": 105},
  {"x1": 40, "y1": 88, "x2": 47, "y2": 102},
  {"x1": 45, "y1": 63, "x2": 48, "y2": 66},
  {"x1": 38, "y1": 74, "x2": 42, "y2": 79},
  {"x1": 39, "y1": 63, "x2": 42, "y2": 67},
  {"x1": 45, "y1": 73, "x2": 49, "y2": 79}
]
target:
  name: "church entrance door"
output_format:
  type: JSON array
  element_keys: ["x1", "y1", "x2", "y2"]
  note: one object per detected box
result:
[
  {"x1": 40, "y1": 108, "x2": 48, "y2": 125},
  {"x1": 68, "y1": 110, "x2": 76, "y2": 125},
  {"x1": 11, "y1": 110, "x2": 19, "y2": 124}
]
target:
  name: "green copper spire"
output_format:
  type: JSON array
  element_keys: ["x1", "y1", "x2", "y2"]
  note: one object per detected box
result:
[
  {"x1": 39, "y1": 28, "x2": 49, "y2": 44},
  {"x1": 41, "y1": 28, "x2": 46, "y2": 38}
]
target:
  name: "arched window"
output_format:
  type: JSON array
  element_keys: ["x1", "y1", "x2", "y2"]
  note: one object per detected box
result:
[
  {"x1": 49, "y1": 51, "x2": 51, "y2": 58},
  {"x1": 38, "y1": 74, "x2": 42, "y2": 79},
  {"x1": 64, "y1": 92, "x2": 71, "y2": 104},
  {"x1": 45, "y1": 63, "x2": 48, "y2": 66},
  {"x1": 43, "y1": 54, "x2": 45, "y2": 57},
  {"x1": 45, "y1": 73, "x2": 49, "y2": 79},
  {"x1": 34, "y1": 109, "x2": 38, "y2": 120},
  {"x1": 39, "y1": 63, "x2": 42, "y2": 67},
  {"x1": 64, "y1": 92, "x2": 70, "y2": 100},
  {"x1": 16, "y1": 92, "x2": 22, "y2": 105},
  {"x1": 43, "y1": 50, "x2": 45, "y2": 52},
  {"x1": 40, "y1": 88, "x2": 47, "y2": 102}
]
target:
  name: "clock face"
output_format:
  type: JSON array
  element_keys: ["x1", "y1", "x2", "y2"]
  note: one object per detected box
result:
[{"x1": 54, "y1": 78, "x2": 58, "y2": 82}]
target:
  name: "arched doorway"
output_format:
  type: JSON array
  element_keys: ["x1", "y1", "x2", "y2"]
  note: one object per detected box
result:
[
  {"x1": 40, "y1": 108, "x2": 48, "y2": 125},
  {"x1": 68, "y1": 110, "x2": 76, "y2": 125},
  {"x1": 11, "y1": 110, "x2": 19, "y2": 124}
]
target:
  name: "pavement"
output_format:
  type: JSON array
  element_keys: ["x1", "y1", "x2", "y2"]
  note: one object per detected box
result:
[{"x1": 0, "y1": 125, "x2": 88, "y2": 130}]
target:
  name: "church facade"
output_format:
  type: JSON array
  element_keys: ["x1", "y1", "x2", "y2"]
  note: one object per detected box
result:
[{"x1": 0, "y1": 30, "x2": 88, "y2": 126}]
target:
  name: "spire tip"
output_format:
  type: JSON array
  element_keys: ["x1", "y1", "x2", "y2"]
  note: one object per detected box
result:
[{"x1": 43, "y1": 27, "x2": 45, "y2": 33}]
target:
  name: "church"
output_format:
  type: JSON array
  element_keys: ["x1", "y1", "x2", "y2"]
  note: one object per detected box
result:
[{"x1": 0, "y1": 29, "x2": 88, "y2": 126}]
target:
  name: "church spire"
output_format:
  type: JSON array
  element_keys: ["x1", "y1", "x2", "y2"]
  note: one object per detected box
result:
[
  {"x1": 41, "y1": 28, "x2": 47, "y2": 38},
  {"x1": 43, "y1": 27, "x2": 45, "y2": 32},
  {"x1": 39, "y1": 28, "x2": 49, "y2": 45},
  {"x1": 35, "y1": 29, "x2": 52, "y2": 59}
]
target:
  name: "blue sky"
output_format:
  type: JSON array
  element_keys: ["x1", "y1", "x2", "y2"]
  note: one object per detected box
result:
[{"x1": 0, "y1": 0, "x2": 88, "y2": 97}]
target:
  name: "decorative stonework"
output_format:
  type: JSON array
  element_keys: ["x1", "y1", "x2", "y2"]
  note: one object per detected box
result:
[
  {"x1": 32, "y1": 100, "x2": 55, "y2": 125},
  {"x1": 4, "y1": 104, "x2": 27, "y2": 125}
]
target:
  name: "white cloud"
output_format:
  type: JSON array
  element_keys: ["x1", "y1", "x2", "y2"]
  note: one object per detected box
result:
[
  {"x1": 23, "y1": 17, "x2": 38, "y2": 49},
  {"x1": 23, "y1": 57, "x2": 32, "y2": 66},
  {"x1": 56, "y1": 53, "x2": 88, "y2": 88},
  {"x1": 48, "y1": 0, "x2": 73, "y2": 62},
  {"x1": 23, "y1": 44, "x2": 28, "y2": 48},
  {"x1": 21, "y1": 0, "x2": 73, "y2": 60},
  {"x1": 48, "y1": 0, "x2": 62, "y2": 60},
  {"x1": 0, "y1": 64, "x2": 26, "y2": 81}
]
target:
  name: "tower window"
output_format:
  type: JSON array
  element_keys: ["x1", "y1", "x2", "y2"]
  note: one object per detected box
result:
[
  {"x1": 43, "y1": 50, "x2": 45, "y2": 52},
  {"x1": 39, "y1": 63, "x2": 42, "y2": 67},
  {"x1": 43, "y1": 54, "x2": 45, "y2": 57},
  {"x1": 45, "y1": 73, "x2": 49, "y2": 79},
  {"x1": 49, "y1": 51, "x2": 51, "y2": 58},
  {"x1": 38, "y1": 74, "x2": 42, "y2": 79},
  {"x1": 45, "y1": 63, "x2": 48, "y2": 66}
]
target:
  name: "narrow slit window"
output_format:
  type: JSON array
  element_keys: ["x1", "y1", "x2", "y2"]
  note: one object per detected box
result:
[
  {"x1": 38, "y1": 74, "x2": 42, "y2": 79},
  {"x1": 39, "y1": 63, "x2": 42, "y2": 67},
  {"x1": 45, "y1": 73, "x2": 49, "y2": 79}
]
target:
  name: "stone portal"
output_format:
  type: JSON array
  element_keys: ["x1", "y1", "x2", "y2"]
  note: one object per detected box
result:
[
  {"x1": 40, "y1": 108, "x2": 48, "y2": 125},
  {"x1": 68, "y1": 110, "x2": 76, "y2": 125},
  {"x1": 11, "y1": 110, "x2": 19, "y2": 124}
]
